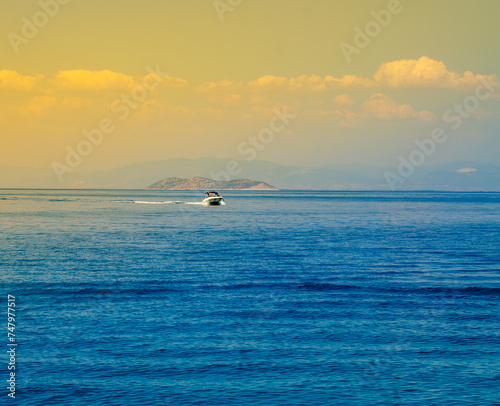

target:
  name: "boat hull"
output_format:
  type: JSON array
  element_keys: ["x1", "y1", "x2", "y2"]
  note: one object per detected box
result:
[{"x1": 202, "y1": 197, "x2": 224, "y2": 205}]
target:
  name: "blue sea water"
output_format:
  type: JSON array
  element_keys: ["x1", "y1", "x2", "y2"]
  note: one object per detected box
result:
[{"x1": 1, "y1": 189, "x2": 499, "y2": 405}]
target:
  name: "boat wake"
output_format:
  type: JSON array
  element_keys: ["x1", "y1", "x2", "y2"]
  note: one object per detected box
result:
[
  {"x1": 133, "y1": 200, "x2": 184, "y2": 205},
  {"x1": 113, "y1": 200, "x2": 215, "y2": 205}
]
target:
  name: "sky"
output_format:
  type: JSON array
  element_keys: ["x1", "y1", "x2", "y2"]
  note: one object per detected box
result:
[{"x1": 1, "y1": 0, "x2": 500, "y2": 177}]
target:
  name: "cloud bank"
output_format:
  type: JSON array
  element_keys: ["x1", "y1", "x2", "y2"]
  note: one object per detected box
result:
[{"x1": 1, "y1": 57, "x2": 498, "y2": 169}]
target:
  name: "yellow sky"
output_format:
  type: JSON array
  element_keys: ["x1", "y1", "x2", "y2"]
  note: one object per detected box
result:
[{"x1": 1, "y1": 0, "x2": 500, "y2": 172}]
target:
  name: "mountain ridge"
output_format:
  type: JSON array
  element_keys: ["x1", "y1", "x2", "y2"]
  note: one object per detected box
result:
[{"x1": 146, "y1": 176, "x2": 278, "y2": 190}]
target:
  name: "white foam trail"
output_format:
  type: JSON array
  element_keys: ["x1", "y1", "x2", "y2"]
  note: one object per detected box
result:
[
  {"x1": 115, "y1": 200, "x2": 221, "y2": 206},
  {"x1": 134, "y1": 200, "x2": 184, "y2": 205}
]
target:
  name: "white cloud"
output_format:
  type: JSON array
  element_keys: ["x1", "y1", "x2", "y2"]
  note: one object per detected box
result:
[
  {"x1": 373, "y1": 56, "x2": 493, "y2": 89},
  {"x1": 0, "y1": 70, "x2": 42, "y2": 91},
  {"x1": 333, "y1": 94, "x2": 354, "y2": 106},
  {"x1": 361, "y1": 94, "x2": 416, "y2": 120}
]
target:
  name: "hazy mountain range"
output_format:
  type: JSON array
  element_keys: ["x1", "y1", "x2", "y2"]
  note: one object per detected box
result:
[{"x1": 1, "y1": 158, "x2": 499, "y2": 191}]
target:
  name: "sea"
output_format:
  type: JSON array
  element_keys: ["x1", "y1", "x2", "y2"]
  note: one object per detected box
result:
[{"x1": 1, "y1": 189, "x2": 499, "y2": 406}]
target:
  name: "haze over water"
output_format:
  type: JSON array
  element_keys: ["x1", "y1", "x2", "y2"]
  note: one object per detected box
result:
[{"x1": 2, "y1": 189, "x2": 499, "y2": 405}]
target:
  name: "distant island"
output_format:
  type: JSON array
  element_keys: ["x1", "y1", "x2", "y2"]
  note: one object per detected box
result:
[{"x1": 146, "y1": 176, "x2": 278, "y2": 190}]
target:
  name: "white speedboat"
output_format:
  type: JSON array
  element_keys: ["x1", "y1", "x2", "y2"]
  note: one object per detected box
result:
[{"x1": 202, "y1": 191, "x2": 224, "y2": 206}]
